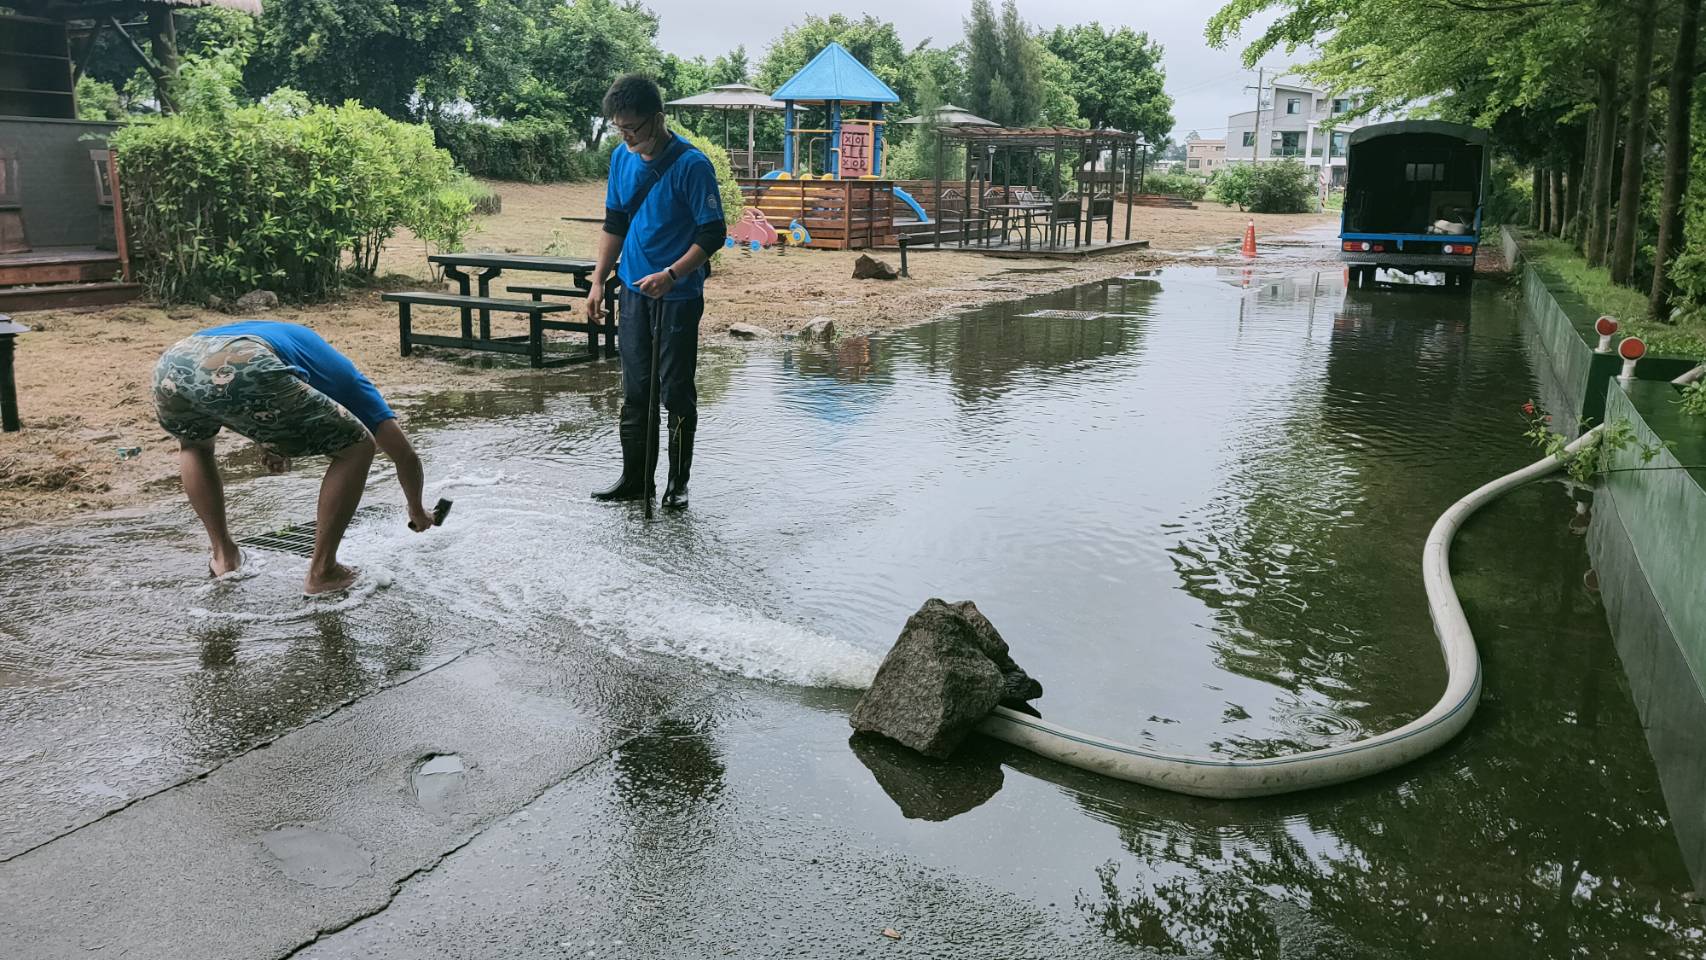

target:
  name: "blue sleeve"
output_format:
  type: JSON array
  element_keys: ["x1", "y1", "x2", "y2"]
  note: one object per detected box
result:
[
  {"x1": 684, "y1": 156, "x2": 724, "y2": 227},
  {"x1": 606, "y1": 162, "x2": 619, "y2": 210},
  {"x1": 290, "y1": 328, "x2": 395, "y2": 430}
]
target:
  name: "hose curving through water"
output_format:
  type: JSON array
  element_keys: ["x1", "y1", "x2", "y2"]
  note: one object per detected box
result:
[{"x1": 977, "y1": 426, "x2": 1606, "y2": 799}]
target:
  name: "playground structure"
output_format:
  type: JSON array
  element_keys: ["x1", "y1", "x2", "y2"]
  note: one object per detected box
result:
[{"x1": 720, "y1": 41, "x2": 1150, "y2": 256}]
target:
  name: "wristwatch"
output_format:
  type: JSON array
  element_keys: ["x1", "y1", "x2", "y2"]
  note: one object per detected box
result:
[{"x1": 665, "y1": 267, "x2": 678, "y2": 281}]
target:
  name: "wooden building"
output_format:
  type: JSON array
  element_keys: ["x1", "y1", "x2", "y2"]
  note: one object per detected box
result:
[{"x1": 0, "y1": 0, "x2": 259, "y2": 311}]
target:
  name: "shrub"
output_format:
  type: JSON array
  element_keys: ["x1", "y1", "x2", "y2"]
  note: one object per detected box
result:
[
  {"x1": 1210, "y1": 161, "x2": 1316, "y2": 213},
  {"x1": 75, "y1": 76, "x2": 124, "y2": 121},
  {"x1": 432, "y1": 117, "x2": 585, "y2": 183},
  {"x1": 1139, "y1": 171, "x2": 1206, "y2": 201},
  {"x1": 113, "y1": 96, "x2": 467, "y2": 302},
  {"x1": 1247, "y1": 160, "x2": 1316, "y2": 213},
  {"x1": 452, "y1": 178, "x2": 502, "y2": 216},
  {"x1": 1210, "y1": 163, "x2": 1257, "y2": 209},
  {"x1": 677, "y1": 129, "x2": 744, "y2": 229}
]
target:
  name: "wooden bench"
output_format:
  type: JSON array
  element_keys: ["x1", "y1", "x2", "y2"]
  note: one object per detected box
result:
[
  {"x1": 505, "y1": 283, "x2": 617, "y2": 359},
  {"x1": 507, "y1": 283, "x2": 590, "y2": 300},
  {"x1": 382, "y1": 291, "x2": 608, "y2": 368}
]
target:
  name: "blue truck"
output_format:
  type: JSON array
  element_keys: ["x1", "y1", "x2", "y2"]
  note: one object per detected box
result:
[{"x1": 1339, "y1": 120, "x2": 1490, "y2": 288}]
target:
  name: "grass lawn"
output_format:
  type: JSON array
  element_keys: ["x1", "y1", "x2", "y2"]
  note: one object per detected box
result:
[{"x1": 1524, "y1": 235, "x2": 1706, "y2": 360}]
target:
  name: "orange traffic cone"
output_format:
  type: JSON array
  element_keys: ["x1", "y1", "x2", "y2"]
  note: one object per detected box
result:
[{"x1": 1241, "y1": 219, "x2": 1258, "y2": 258}]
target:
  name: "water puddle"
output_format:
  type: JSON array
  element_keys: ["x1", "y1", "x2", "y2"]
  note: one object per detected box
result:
[
  {"x1": 412, "y1": 753, "x2": 467, "y2": 816},
  {"x1": 3, "y1": 261, "x2": 1701, "y2": 954},
  {"x1": 259, "y1": 824, "x2": 374, "y2": 888}
]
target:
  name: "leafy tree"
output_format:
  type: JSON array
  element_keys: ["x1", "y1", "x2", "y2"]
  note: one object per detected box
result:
[
  {"x1": 711, "y1": 46, "x2": 750, "y2": 86},
  {"x1": 1043, "y1": 24, "x2": 1174, "y2": 144},
  {"x1": 242, "y1": 0, "x2": 502, "y2": 119},
  {"x1": 496, "y1": 0, "x2": 661, "y2": 144},
  {"x1": 754, "y1": 14, "x2": 912, "y2": 104},
  {"x1": 964, "y1": 0, "x2": 1050, "y2": 127}
]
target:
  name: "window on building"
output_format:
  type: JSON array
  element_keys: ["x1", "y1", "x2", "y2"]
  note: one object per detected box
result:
[
  {"x1": 1286, "y1": 98, "x2": 1301, "y2": 114},
  {"x1": 1188, "y1": 158, "x2": 1200, "y2": 168},
  {"x1": 1405, "y1": 162, "x2": 1445, "y2": 181},
  {"x1": 1242, "y1": 132, "x2": 1255, "y2": 147},
  {"x1": 1279, "y1": 131, "x2": 1303, "y2": 156},
  {"x1": 1332, "y1": 98, "x2": 1351, "y2": 114},
  {"x1": 1330, "y1": 131, "x2": 1348, "y2": 157}
]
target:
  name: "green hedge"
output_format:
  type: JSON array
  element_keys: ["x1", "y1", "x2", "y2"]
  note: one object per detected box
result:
[
  {"x1": 433, "y1": 118, "x2": 604, "y2": 183},
  {"x1": 1140, "y1": 171, "x2": 1207, "y2": 201},
  {"x1": 114, "y1": 99, "x2": 468, "y2": 302}
]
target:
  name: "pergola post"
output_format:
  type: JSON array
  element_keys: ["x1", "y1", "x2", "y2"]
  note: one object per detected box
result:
[
  {"x1": 933, "y1": 131, "x2": 944, "y2": 248},
  {"x1": 1123, "y1": 141, "x2": 1134, "y2": 240}
]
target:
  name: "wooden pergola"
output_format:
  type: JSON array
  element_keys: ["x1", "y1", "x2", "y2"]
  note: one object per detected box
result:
[
  {"x1": 930, "y1": 126, "x2": 1148, "y2": 253},
  {"x1": 5, "y1": 0, "x2": 262, "y2": 114}
]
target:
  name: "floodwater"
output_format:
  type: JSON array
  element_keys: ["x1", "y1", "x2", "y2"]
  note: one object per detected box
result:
[{"x1": 3, "y1": 262, "x2": 1703, "y2": 957}]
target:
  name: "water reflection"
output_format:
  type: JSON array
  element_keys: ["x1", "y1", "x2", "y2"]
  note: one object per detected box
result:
[{"x1": 848, "y1": 732, "x2": 1002, "y2": 821}]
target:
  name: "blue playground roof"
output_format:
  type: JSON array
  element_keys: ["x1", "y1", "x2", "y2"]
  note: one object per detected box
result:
[{"x1": 772, "y1": 42, "x2": 900, "y2": 104}]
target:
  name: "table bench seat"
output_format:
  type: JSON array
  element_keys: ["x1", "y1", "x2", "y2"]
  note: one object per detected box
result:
[{"x1": 383, "y1": 291, "x2": 610, "y2": 368}]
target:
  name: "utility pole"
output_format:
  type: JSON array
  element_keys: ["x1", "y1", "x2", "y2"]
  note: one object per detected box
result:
[{"x1": 1243, "y1": 67, "x2": 1266, "y2": 163}]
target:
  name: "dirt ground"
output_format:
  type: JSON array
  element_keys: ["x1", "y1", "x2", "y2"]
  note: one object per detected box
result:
[{"x1": 1, "y1": 180, "x2": 1333, "y2": 525}]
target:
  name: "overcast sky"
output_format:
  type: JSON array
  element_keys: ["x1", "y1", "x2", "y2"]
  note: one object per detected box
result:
[{"x1": 647, "y1": 0, "x2": 1293, "y2": 142}]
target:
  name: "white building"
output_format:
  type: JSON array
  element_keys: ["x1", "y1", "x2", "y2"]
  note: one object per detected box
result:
[
  {"x1": 1185, "y1": 136, "x2": 1227, "y2": 177},
  {"x1": 1224, "y1": 80, "x2": 1369, "y2": 187}
]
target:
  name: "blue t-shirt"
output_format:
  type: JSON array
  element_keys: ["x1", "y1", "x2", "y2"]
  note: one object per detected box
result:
[
  {"x1": 606, "y1": 134, "x2": 724, "y2": 301},
  {"x1": 198, "y1": 320, "x2": 395, "y2": 430}
]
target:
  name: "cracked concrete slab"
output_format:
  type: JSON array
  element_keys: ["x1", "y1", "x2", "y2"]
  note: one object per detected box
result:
[{"x1": 0, "y1": 642, "x2": 724, "y2": 960}]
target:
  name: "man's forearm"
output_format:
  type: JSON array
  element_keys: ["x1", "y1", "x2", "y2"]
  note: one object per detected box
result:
[
  {"x1": 667, "y1": 243, "x2": 713, "y2": 279},
  {"x1": 593, "y1": 231, "x2": 622, "y2": 286},
  {"x1": 393, "y1": 449, "x2": 426, "y2": 512}
]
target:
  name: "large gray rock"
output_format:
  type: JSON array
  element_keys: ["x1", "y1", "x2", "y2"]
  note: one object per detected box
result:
[
  {"x1": 852, "y1": 254, "x2": 899, "y2": 280},
  {"x1": 235, "y1": 289, "x2": 280, "y2": 311},
  {"x1": 849, "y1": 599, "x2": 1043, "y2": 758},
  {"x1": 798, "y1": 316, "x2": 836, "y2": 342},
  {"x1": 727, "y1": 322, "x2": 768, "y2": 340}
]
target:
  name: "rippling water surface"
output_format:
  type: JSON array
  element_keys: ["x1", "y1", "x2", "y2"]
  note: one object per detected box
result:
[{"x1": 3, "y1": 264, "x2": 1700, "y2": 956}]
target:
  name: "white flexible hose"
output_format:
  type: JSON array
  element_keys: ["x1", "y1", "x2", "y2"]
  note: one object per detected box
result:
[
  {"x1": 1674, "y1": 363, "x2": 1705, "y2": 386},
  {"x1": 978, "y1": 426, "x2": 1606, "y2": 799}
]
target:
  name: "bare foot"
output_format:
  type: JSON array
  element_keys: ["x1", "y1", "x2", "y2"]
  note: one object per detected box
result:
[
  {"x1": 303, "y1": 563, "x2": 360, "y2": 597},
  {"x1": 210, "y1": 543, "x2": 244, "y2": 578}
]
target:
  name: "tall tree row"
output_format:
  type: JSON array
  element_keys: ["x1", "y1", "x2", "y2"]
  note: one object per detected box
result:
[{"x1": 1208, "y1": 0, "x2": 1706, "y2": 322}]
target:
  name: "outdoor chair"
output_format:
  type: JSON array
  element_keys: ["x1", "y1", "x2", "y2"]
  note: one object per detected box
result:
[
  {"x1": 1049, "y1": 195, "x2": 1082, "y2": 248},
  {"x1": 938, "y1": 187, "x2": 992, "y2": 247}
]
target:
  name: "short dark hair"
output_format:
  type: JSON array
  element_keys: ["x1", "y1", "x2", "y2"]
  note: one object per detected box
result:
[{"x1": 603, "y1": 74, "x2": 663, "y2": 119}]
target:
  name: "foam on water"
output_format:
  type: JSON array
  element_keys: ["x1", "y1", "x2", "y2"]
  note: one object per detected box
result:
[
  {"x1": 355, "y1": 492, "x2": 884, "y2": 690},
  {"x1": 189, "y1": 567, "x2": 394, "y2": 623}
]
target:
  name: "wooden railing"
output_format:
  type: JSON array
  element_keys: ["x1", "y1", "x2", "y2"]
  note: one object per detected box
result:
[{"x1": 737, "y1": 178, "x2": 898, "y2": 250}]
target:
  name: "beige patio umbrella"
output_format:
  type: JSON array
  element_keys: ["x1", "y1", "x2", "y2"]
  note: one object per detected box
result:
[{"x1": 665, "y1": 83, "x2": 786, "y2": 173}]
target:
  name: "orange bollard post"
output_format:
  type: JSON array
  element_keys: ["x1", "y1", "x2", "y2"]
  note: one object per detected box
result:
[{"x1": 1241, "y1": 219, "x2": 1257, "y2": 258}]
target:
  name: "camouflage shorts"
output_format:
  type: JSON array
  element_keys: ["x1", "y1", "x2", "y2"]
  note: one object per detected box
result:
[{"x1": 152, "y1": 335, "x2": 370, "y2": 457}]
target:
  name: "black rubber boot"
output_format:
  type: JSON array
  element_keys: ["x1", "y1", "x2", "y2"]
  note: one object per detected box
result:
[
  {"x1": 591, "y1": 420, "x2": 654, "y2": 502},
  {"x1": 662, "y1": 414, "x2": 695, "y2": 511}
]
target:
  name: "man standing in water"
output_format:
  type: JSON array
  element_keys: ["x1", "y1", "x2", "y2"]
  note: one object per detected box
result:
[
  {"x1": 152, "y1": 320, "x2": 434, "y2": 594},
  {"x1": 585, "y1": 74, "x2": 726, "y2": 510}
]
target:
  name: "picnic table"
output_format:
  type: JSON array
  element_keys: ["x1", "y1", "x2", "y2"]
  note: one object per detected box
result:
[
  {"x1": 989, "y1": 202, "x2": 1053, "y2": 251},
  {"x1": 384, "y1": 253, "x2": 617, "y2": 368}
]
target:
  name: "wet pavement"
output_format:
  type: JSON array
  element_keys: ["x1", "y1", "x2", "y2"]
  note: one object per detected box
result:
[{"x1": 2, "y1": 254, "x2": 1703, "y2": 958}]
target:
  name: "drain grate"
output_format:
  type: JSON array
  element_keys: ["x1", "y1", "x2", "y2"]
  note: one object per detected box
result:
[
  {"x1": 239, "y1": 521, "x2": 319, "y2": 557},
  {"x1": 1019, "y1": 309, "x2": 1112, "y2": 320},
  {"x1": 238, "y1": 507, "x2": 383, "y2": 558}
]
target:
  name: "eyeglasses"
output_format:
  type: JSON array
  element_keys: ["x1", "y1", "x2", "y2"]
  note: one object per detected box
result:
[{"x1": 614, "y1": 115, "x2": 657, "y2": 137}]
